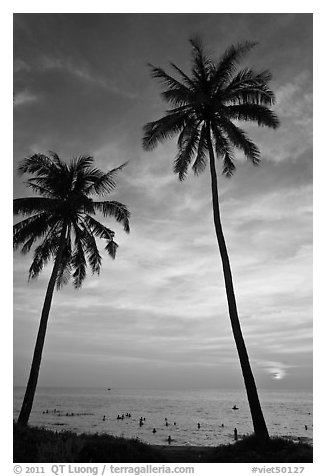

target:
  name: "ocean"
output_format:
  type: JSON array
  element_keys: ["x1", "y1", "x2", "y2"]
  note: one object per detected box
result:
[{"x1": 13, "y1": 387, "x2": 313, "y2": 447}]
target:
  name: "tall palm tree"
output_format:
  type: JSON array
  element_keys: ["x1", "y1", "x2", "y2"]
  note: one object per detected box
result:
[
  {"x1": 14, "y1": 152, "x2": 130, "y2": 425},
  {"x1": 143, "y1": 38, "x2": 280, "y2": 440}
]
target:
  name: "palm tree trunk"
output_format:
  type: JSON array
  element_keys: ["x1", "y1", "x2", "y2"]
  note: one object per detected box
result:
[
  {"x1": 17, "y1": 225, "x2": 67, "y2": 425},
  {"x1": 206, "y1": 133, "x2": 269, "y2": 440}
]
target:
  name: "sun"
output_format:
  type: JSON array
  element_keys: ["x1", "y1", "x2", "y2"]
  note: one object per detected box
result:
[{"x1": 273, "y1": 373, "x2": 281, "y2": 379}]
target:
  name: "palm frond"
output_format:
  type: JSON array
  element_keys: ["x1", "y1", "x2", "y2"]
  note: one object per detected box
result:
[
  {"x1": 71, "y1": 225, "x2": 87, "y2": 289},
  {"x1": 82, "y1": 216, "x2": 117, "y2": 260},
  {"x1": 28, "y1": 233, "x2": 60, "y2": 280},
  {"x1": 83, "y1": 215, "x2": 117, "y2": 260},
  {"x1": 56, "y1": 262, "x2": 72, "y2": 290},
  {"x1": 143, "y1": 110, "x2": 188, "y2": 151},
  {"x1": 84, "y1": 162, "x2": 128, "y2": 196},
  {"x1": 48, "y1": 151, "x2": 65, "y2": 169},
  {"x1": 217, "y1": 118, "x2": 260, "y2": 164},
  {"x1": 149, "y1": 64, "x2": 193, "y2": 97},
  {"x1": 211, "y1": 124, "x2": 237, "y2": 176},
  {"x1": 222, "y1": 150, "x2": 236, "y2": 177},
  {"x1": 174, "y1": 119, "x2": 201, "y2": 180},
  {"x1": 222, "y1": 68, "x2": 276, "y2": 106},
  {"x1": 70, "y1": 155, "x2": 94, "y2": 173},
  {"x1": 161, "y1": 89, "x2": 194, "y2": 108},
  {"x1": 56, "y1": 233, "x2": 72, "y2": 290},
  {"x1": 13, "y1": 214, "x2": 56, "y2": 251},
  {"x1": 211, "y1": 41, "x2": 258, "y2": 89},
  {"x1": 24, "y1": 177, "x2": 59, "y2": 197},
  {"x1": 226, "y1": 104, "x2": 280, "y2": 128},
  {"x1": 211, "y1": 124, "x2": 231, "y2": 158},
  {"x1": 93, "y1": 200, "x2": 130, "y2": 233},
  {"x1": 18, "y1": 154, "x2": 54, "y2": 177},
  {"x1": 105, "y1": 239, "x2": 118, "y2": 259},
  {"x1": 192, "y1": 123, "x2": 209, "y2": 175},
  {"x1": 21, "y1": 222, "x2": 60, "y2": 255},
  {"x1": 13, "y1": 197, "x2": 60, "y2": 216},
  {"x1": 24, "y1": 181, "x2": 55, "y2": 197},
  {"x1": 189, "y1": 36, "x2": 212, "y2": 84},
  {"x1": 24, "y1": 169, "x2": 71, "y2": 200},
  {"x1": 83, "y1": 215, "x2": 115, "y2": 241},
  {"x1": 169, "y1": 62, "x2": 198, "y2": 90},
  {"x1": 80, "y1": 222, "x2": 102, "y2": 275}
]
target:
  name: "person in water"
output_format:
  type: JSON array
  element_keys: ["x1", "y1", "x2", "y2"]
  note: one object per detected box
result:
[
  {"x1": 197, "y1": 423, "x2": 201, "y2": 429},
  {"x1": 152, "y1": 428, "x2": 157, "y2": 433}
]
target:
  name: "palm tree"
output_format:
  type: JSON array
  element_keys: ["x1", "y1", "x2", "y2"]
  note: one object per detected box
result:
[
  {"x1": 14, "y1": 152, "x2": 130, "y2": 425},
  {"x1": 142, "y1": 38, "x2": 280, "y2": 440}
]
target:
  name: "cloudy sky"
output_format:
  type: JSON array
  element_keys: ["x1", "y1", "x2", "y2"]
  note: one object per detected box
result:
[{"x1": 13, "y1": 13, "x2": 312, "y2": 391}]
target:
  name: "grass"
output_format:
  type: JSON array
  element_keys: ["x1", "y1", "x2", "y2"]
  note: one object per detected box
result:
[
  {"x1": 13, "y1": 423, "x2": 166, "y2": 463},
  {"x1": 13, "y1": 422, "x2": 312, "y2": 463},
  {"x1": 206, "y1": 434, "x2": 312, "y2": 463}
]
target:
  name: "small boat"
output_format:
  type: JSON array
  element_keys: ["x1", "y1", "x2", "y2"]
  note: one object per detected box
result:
[{"x1": 232, "y1": 405, "x2": 239, "y2": 410}]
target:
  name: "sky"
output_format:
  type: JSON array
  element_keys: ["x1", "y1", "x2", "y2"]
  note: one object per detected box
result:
[{"x1": 13, "y1": 13, "x2": 313, "y2": 391}]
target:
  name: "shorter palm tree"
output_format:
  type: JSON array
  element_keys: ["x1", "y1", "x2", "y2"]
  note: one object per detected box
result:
[{"x1": 14, "y1": 152, "x2": 130, "y2": 425}]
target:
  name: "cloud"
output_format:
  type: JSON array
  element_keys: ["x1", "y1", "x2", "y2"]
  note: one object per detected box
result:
[
  {"x1": 38, "y1": 55, "x2": 137, "y2": 99},
  {"x1": 276, "y1": 72, "x2": 312, "y2": 121},
  {"x1": 14, "y1": 90, "x2": 39, "y2": 107},
  {"x1": 13, "y1": 59, "x2": 31, "y2": 73}
]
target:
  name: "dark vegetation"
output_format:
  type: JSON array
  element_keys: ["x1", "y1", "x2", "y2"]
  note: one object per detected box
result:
[
  {"x1": 14, "y1": 423, "x2": 312, "y2": 463},
  {"x1": 13, "y1": 423, "x2": 167, "y2": 463},
  {"x1": 208, "y1": 434, "x2": 312, "y2": 463}
]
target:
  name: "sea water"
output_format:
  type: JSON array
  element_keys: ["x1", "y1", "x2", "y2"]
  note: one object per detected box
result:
[{"x1": 13, "y1": 387, "x2": 313, "y2": 446}]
